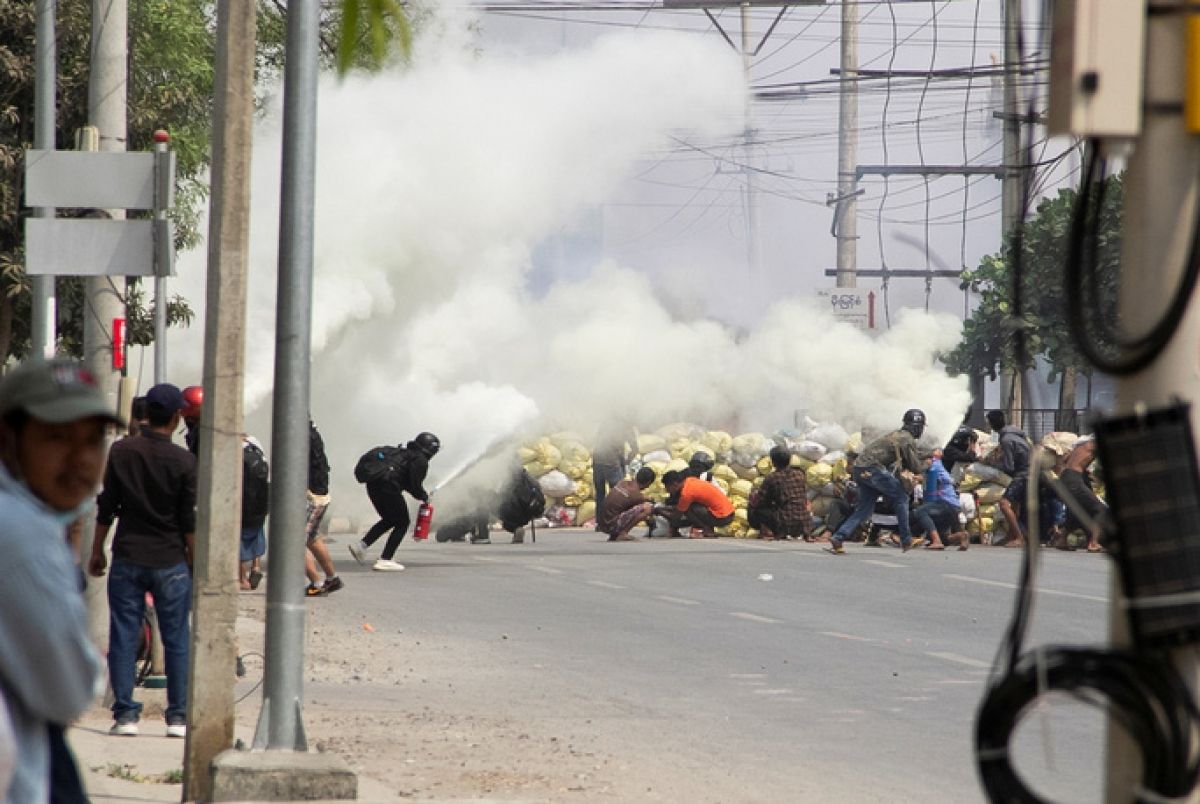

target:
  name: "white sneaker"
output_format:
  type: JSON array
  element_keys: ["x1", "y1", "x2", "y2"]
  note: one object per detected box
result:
[
  {"x1": 372, "y1": 559, "x2": 405, "y2": 572},
  {"x1": 165, "y1": 722, "x2": 187, "y2": 738},
  {"x1": 110, "y1": 721, "x2": 139, "y2": 736},
  {"x1": 348, "y1": 541, "x2": 368, "y2": 565}
]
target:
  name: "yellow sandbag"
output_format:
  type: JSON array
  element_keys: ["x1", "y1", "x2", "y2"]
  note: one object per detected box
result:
[
  {"x1": 845, "y1": 432, "x2": 863, "y2": 454},
  {"x1": 668, "y1": 438, "x2": 696, "y2": 461},
  {"x1": 732, "y1": 463, "x2": 759, "y2": 481},
  {"x1": 714, "y1": 478, "x2": 730, "y2": 495},
  {"x1": 756, "y1": 455, "x2": 774, "y2": 475},
  {"x1": 517, "y1": 446, "x2": 537, "y2": 463},
  {"x1": 752, "y1": 475, "x2": 764, "y2": 489},
  {"x1": 978, "y1": 503, "x2": 997, "y2": 520},
  {"x1": 556, "y1": 441, "x2": 591, "y2": 466},
  {"x1": 657, "y1": 422, "x2": 704, "y2": 443},
  {"x1": 807, "y1": 463, "x2": 833, "y2": 487},
  {"x1": 564, "y1": 494, "x2": 583, "y2": 507},
  {"x1": 522, "y1": 461, "x2": 551, "y2": 478},
  {"x1": 730, "y1": 479, "x2": 754, "y2": 499},
  {"x1": 576, "y1": 501, "x2": 596, "y2": 526},
  {"x1": 975, "y1": 484, "x2": 1006, "y2": 505},
  {"x1": 532, "y1": 440, "x2": 562, "y2": 468},
  {"x1": 559, "y1": 458, "x2": 590, "y2": 481},
  {"x1": 574, "y1": 478, "x2": 594, "y2": 502},
  {"x1": 714, "y1": 464, "x2": 739, "y2": 483},
  {"x1": 702, "y1": 430, "x2": 733, "y2": 456},
  {"x1": 959, "y1": 473, "x2": 983, "y2": 493},
  {"x1": 549, "y1": 431, "x2": 586, "y2": 447},
  {"x1": 667, "y1": 458, "x2": 689, "y2": 473},
  {"x1": 638, "y1": 434, "x2": 666, "y2": 454}
]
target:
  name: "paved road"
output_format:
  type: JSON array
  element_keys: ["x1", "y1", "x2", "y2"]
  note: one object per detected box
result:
[{"x1": 315, "y1": 530, "x2": 1112, "y2": 802}]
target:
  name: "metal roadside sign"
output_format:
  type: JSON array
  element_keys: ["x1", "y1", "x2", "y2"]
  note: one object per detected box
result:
[
  {"x1": 23, "y1": 146, "x2": 176, "y2": 277},
  {"x1": 815, "y1": 287, "x2": 876, "y2": 330}
]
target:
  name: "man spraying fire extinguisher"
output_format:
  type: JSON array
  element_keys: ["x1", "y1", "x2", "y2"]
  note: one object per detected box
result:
[{"x1": 349, "y1": 432, "x2": 440, "y2": 572}]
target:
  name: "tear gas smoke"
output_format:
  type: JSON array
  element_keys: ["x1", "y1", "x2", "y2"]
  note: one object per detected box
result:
[{"x1": 167, "y1": 10, "x2": 970, "y2": 524}]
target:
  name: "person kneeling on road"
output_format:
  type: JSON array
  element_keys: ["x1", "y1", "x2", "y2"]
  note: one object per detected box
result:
[
  {"x1": 655, "y1": 469, "x2": 735, "y2": 539},
  {"x1": 597, "y1": 467, "x2": 656, "y2": 541}
]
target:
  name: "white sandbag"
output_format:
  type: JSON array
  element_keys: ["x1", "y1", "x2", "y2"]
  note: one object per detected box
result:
[
  {"x1": 819, "y1": 449, "x2": 845, "y2": 465},
  {"x1": 642, "y1": 449, "x2": 672, "y2": 465},
  {"x1": 538, "y1": 470, "x2": 576, "y2": 499},
  {"x1": 807, "y1": 424, "x2": 851, "y2": 453},
  {"x1": 796, "y1": 440, "x2": 827, "y2": 461}
]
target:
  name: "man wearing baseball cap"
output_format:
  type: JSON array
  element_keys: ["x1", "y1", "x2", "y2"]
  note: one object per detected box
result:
[
  {"x1": 90, "y1": 382, "x2": 196, "y2": 739},
  {"x1": 0, "y1": 358, "x2": 113, "y2": 802}
]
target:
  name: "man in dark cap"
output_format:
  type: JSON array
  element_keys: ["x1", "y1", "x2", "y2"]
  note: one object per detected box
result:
[
  {"x1": 90, "y1": 383, "x2": 196, "y2": 739},
  {"x1": 0, "y1": 359, "x2": 114, "y2": 801}
]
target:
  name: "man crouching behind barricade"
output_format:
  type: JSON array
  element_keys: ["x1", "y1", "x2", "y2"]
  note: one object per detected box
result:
[{"x1": 655, "y1": 469, "x2": 735, "y2": 539}]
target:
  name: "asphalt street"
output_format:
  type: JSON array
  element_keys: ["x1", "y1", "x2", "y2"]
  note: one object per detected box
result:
[{"x1": 314, "y1": 529, "x2": 1112, "y2": 802}]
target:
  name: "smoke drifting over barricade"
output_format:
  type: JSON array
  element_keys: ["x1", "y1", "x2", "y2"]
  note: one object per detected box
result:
[{"x1": 168, "y1": 10, "x2": 970, "y2": 521}]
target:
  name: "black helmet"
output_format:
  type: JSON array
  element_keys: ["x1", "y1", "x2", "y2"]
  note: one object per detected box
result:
[
  {"x1": 687, "y1": 451, "x2": 715, "y2": 476},
  {"x1": 902, "y1": 409, "x2": 927, "y2": 438},
  {"x1": 413, "y1": 431, "x2": 440, "y2": 458}
]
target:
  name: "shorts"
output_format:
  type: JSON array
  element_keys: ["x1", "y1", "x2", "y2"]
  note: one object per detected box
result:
[
  {"x1": 240, "y1": 526, "x2": 266, "y2": 561},
  {"x1": 305, "y1": 498, "x2": 330, "y2": 545}
]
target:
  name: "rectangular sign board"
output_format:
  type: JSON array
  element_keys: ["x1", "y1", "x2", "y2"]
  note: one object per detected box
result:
[
  {"x1": 25, "y1": 218, "x2": 156, "y2": 277},
  {"x1": 25, "y1": 150, "x2": 156, "y2": 210},
  {"x1": 815, "y1": 288, "x2": 875, "y2": 330}
]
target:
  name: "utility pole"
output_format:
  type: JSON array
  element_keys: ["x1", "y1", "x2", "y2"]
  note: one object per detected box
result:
[
  {"x1": 79, "y1": 0, "x2": 127, "y2": 654},
  {"x1": 31, "y1": 0, "x2": 56, "y2": 358},
  {"x1": 740, "y1": 1, "x2": 760, "y2": 292},
  {"x1": 1105, "y1": 13, "x2": 1199, "y2": 801},
  {"x1": 180, "y1": 0, "x2": 256, "y2": 797},
  {"x1": 834, "y1": 0, "x2": 858, "y2": 288},
  {"x1": 1000, "y1": 0, "x2": 1024, "y2": 419}
]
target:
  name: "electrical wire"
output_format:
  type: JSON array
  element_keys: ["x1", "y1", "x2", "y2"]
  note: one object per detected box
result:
[{"x1": 1065, "y1": 142, "x2": 1200, "y2": 376}]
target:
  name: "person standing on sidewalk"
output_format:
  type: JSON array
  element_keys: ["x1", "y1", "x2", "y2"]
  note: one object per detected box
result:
[
  {"x1": 239, "y1": 435, "x2": 269, "y2": 590},
  {"x1": 304, "y1": 419, "x2": 343, "y2": 596},
  {"x1": 349, "y1": 432, "x2": 440, "y2": 572},
  {"x1": 0, "y1": 359, "x2": 112, "y2": 803},
  {"x1": 90, "y1": 383, "x2": 196, "y2": 739}
]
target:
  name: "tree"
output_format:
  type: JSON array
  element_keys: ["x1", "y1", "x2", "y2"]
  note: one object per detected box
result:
[
  {"x1": 0, "y1": 0, "x2": 212, "y2": 361},
  {"x1": 944, "y1": 175, "x2": 1123, "y2": 417}
]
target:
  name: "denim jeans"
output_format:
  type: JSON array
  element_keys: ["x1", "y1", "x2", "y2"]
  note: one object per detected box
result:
[
  {"x1": 832, "y1": 466, "x2": 913, "y2": 545},
  {"x1": 913, "y1": 498, "x2": 960, "y2": 540},
  {"x1": 108, "y1": 559, "x2": 191, "y2": 723}
]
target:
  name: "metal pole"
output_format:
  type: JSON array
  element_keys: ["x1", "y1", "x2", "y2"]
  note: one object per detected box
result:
[
  {"x1": 835, "y1": 0, "x2": 858, "y2": 288},
  {"x1": 1105, "y1": 16, "x2": 1199, "y2": 801},
  {"x1": 180, "y1": 0, "x2": 255, "y2": 796},
  {"x1": 254, "y1": 0, "x2": 319, "y2": 752},
  {"x1": 1000, "y1": 0, "x2": 1023, "y2": 417},
  {"x1": 31, "y1": 0, "x2": 56, "y2": 358},
  {"x1": 740, "y1": 1, "x2": 760, "y2": 291},
  {"x1": 152, "y1": 131, "x2": 169, "y2": 384}
]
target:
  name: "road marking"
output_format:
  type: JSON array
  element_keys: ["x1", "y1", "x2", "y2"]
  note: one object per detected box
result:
[
  {"x1": 936, "y1": 679, "x2": 980, "y2": 686},
  {"x1": 926, "y1": 651, "x2": 990, "y2": 669},
  {"x1": 729, "y1": 673, "x2": 767, "y2": 679},
  {"x1": 586, "y1": 580, "x2": 627, "y2": 590},
  {"x1": 657, "y1": 595, "x2": 701, "y2": 606},
  {"x1": 753, "y1": 689, "x2": 794, "y2": 695},
  {"x1": 472, "y1": 556, "x2": 500, "y2": 562},
  {"x1": 729, "y1": 612, "x2": 783, "y2": 624},
  {"x1": 819, "y1": 631, "x2": 879, "y2": 643},
  {"x1": 862, "y1": 559, "x2": 905, "y2": 568},
  {"x1": 943, "y1": 573, "x2": 1106, "y2": 603},
  {"x1": 528, "y1": 566, "x2": 563, "y2": 575},
  {"x1": 898, "y1": 696, "x2": 934, "y2": 702}
]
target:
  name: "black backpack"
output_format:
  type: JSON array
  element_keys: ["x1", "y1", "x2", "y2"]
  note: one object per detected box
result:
[
  {"x1": 354, "y1": 445, "x2": 405, "y2": 484},
  {"x1": 242, "y1": 443, "x2": 270, "y2": 524},
  {"x1": 514, "y1": 470, "x2": 546, "y2": 519}
]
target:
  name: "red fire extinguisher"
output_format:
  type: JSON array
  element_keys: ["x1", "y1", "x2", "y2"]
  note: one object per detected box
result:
[{"x1": 413, "y1": 501, "x2": 434, "y2": 541}]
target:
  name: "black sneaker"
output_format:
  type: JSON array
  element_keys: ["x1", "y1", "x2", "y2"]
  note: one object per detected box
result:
[
  {"x1": 304, "y1": 583, "x2": 326, "y2": 597},
  {"x1": 322, "y1": 576, "x2": 344, "y2": 594}
]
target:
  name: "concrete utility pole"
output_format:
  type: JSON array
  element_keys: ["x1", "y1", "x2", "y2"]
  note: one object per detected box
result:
[
  {"x1": 1105, "y1": 16, "x2": 1200, "y2": 801},
  {"x1": 180, "y1": 0, "x2": 256, "y2": 798},
  {"x1": 79, "y1": 0, "x2": 127, "y2": 654},
  {"x1": 1000, "y1": 0, "x2": 1024, "y2": 418},
  {"x1": 834, "y1": 0, "x2": 858, "y2": 289},
  {"x1": 83, "y1": 0, "x2": 126, "y2": 398},
  {"x1": 31, "y1": 0, "x2": 56, "y2": 358}
]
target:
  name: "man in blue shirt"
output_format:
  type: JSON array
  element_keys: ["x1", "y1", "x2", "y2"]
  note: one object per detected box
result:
[{"x1": 913, "y1": 449, "x2": 965, "y2": 550}]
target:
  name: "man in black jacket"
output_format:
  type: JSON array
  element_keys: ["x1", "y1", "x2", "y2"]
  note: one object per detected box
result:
[
  {"x1": 349, "y1": 432, "x2": 439, "y2": 571},
  {"x1": 304, "y1": 420, "x2": 343, "y2": 595}
]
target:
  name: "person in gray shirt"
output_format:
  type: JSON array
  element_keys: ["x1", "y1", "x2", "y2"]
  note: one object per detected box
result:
[{"x1": 0, "y1": 359, "x2": 113, "y2": 803}]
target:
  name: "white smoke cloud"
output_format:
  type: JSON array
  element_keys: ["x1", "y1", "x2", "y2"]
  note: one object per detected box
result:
[{"x1": 167, "y1": 10, "x2": 970, "y2": 524}]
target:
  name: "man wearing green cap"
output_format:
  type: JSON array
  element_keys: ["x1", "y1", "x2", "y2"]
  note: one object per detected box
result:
[{"x1": 0, "y1": 358, "x2": 115, "y2": 803}]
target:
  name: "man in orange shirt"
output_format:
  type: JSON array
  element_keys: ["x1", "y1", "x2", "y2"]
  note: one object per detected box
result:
[{"x1": 656, "y1": 470, "x2": 735, "y2": 538}]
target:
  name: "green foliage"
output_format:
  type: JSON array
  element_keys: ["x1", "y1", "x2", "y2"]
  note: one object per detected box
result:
[
  {"x1": 335, "y1": 0, "x2": 412, "y2": 75},
  {"x1": 944, "y1": 176, "x2": 1123, "y2": 383}
]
